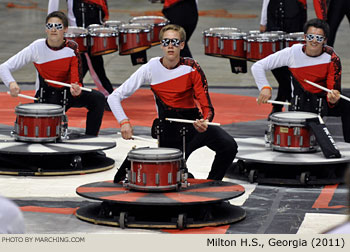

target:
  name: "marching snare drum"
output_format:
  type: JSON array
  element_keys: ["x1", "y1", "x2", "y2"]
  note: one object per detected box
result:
[
  {"x1": 89, "y1": 27, "x2": 119, "y2": 56},
  {"x1": 129, "y1": 16, "x2": 169, "y2": 46},
  {"x1": 14, "y1": 103, "x2": 64, "y2": 143},
  {"x1": 220, "y1": 32, "x2": 247, "y2": 60},
  {"x1": 246, "y1": 33, "x2": 283, "y2": 61},
  {"x1": 118, "y1": 23, "x2": 152, "y2": 55},
  {"x1": 267, "y1": 111, "x2": 318, "y2": 152},
  {"x1": 203, "y1": 27, "x2": 241, "y2": 57},
  {"x1": 284, "y1": 32, "x2": 305, "y2": 48},
  {"x1": 64, "y1": 27, "x2": 89, "y2": 53},
  {"x1": 125, "y1": 147, "x2": 186, "y2": 191},
  {"x1": 104, "y1": 20, "x2": 125, "y2": 30}
]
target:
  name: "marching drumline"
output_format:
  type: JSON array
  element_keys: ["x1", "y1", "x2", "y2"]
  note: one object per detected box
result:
[
  {"x1": 64, "y1": 16, "x2": 169, "y2": 56},
  {"x1": 203, "y1": 27, "x2": 306, "y2": 61}
]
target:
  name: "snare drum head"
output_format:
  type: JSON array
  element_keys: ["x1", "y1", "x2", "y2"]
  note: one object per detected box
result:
[
  {"x1": 119, "y1": 23, "x2": 152, "y2": 33},
  {"x1": 104, "y1": 20, "x2": 125, "y2": 28},
  {"x1": 65, "y1": 26, "x2": 88, "y2": 37},
  {"x1": 127, "y1": 147, "x2": 183, "y2": 161},
  {"x1": 15, "y1": 103, "x2": 64, "y2": 115},
  {"x1": 204, "y1": 27, "x2": 241, "y2": 37},
  {"x1": 87, "y1": 24, "x2": 104, "y2": 32},
  {"x1": 270, "y1": 111, "x2": 318, "y2": 123},
  {"x1": 285, "y1": 32, "x2": 305, "y2": 41},
  {"x1": 221, "y1": 32, "x2": 247, "y2": 39},
  {"x1": 247, "y1": 33, "x2": 280, "y2": 42},
  {"x1": 90, "y1": 27, "x2": 117, "y2": 36},
  {"x1": 129, "y1": 16, "x2": 169, "y2": 26}
]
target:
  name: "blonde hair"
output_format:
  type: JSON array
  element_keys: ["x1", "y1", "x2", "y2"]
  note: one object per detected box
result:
[{"x1": 159, "y1": 24, "x2": 186, "y2": 41}]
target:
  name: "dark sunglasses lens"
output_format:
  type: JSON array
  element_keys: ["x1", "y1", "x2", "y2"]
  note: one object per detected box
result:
[
  {"x1": 55, "y1": 24, "x2": 63, "y2": 30},
  {"x1": 170, "y1": 39, "x2": 180, "y2": 46},
  {"x1": 161, "y1": 39, "x2": 170, "y2": 47}
]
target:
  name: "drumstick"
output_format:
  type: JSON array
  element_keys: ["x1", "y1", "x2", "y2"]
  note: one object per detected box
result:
[
  {"x1": 304, "y1": 79, "x2": 350, "y2": 102},
  {"x1": 165, "y1": 118, "x2": 221, "y2": 126},
  {"x1": 256, "y1": 99, "x2": 291, "y2": 106},
  {"x1": 7, "y1": 91, "x2": 38, "y2": 101},
  {"x1": 45, "y1": 79, "x2": 92, "y2": 92},
  {"x1": 117, "y1": 132, "x2": 157, "y2": 143}
]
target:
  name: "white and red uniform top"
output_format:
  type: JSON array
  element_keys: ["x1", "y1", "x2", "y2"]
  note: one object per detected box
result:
[
  {"x1": 108, "y1": 57, "x2": 214, "y2": 123},
  {"x1": 251, "y1": 43, "x2": 341, "y2": 102},
  {"x1": 0, "y1": 38, "x2": 81, "y2": 91}
]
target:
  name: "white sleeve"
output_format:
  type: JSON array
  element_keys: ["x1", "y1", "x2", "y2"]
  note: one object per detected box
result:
[
  {"x1": 251, "y1": 47, "x2": 293, "y2": 91},
  {"x1": 0, "y1": 43, "x2": 36, "y2": 88},
  {"x1": 48, "y1": 0, "x2": 59, "y2": 14},
  {"x1": 107, "y1": 64, "x2": 152, "y2": 123},
  {"x1": 67, "y1": 0, "x2": 77, "y2": 27},
  {"x1": 260, "y1": 0, "x2": 270, "y2": 26}
]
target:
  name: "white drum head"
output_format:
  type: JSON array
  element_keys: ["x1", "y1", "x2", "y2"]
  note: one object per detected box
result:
[
  {"x1": 129, "y1": 16, "x2": 169, "y2": 26},
  {"x1": 204, "y1": 27, "x2": 241, "y2": 37},
  {"x1": 65, "y1": 26, "x2": 88, "y2": 36},
  {"x1": 270, "y1": 111, "x2": 318, "y2": 124},
  {"x1": 15, "y1": 103, "x2": 64, "y2": 115},
  {"x1": 119, "y1": 23, "x2": 152, "y2": 33},
  {"x1": 127, "y1": 147, "x2": 182, "y2": 161}
]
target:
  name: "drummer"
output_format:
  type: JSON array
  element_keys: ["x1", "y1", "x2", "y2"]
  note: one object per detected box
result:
[
  {"x1": 251, "y1": 18, "x2": 350, "y2": 143},
  {"x1": 0, "y1": 11, "x2": 105, "y2": 136},
  {"x1": 48, "y1": 0, "x2": 114, "y2": 110},
  {"x1": 108, "y1": 24, "x2": 238, "y2": 181}
]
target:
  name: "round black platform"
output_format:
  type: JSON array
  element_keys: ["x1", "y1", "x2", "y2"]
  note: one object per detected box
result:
[
  {"x1": 76, "y1": 200, "x2": 246, "y2": 229},
  {"x1": 228, "y1": 137, "x2": 350, "y2": 185},
  {"x1": 0, "y1": 135, "x2": 116, "y2": 176},
  {"x1": 0, "y1": 135, "x2": 116, "y2": 155},
  {"x1": 76, "y1": 179, "x2": 245, "y2": 206},
  {"x1": 76, "y1": 178, "x2": 246, "y2": 229}
]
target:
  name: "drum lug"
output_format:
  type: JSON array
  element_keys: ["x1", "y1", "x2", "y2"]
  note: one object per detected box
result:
[
  {"x1": 103, "y1": 37, "x2": 107, "y2": 48},
  {"x1": 259, "y1": 42, "x2": 262, "y2": 55}
]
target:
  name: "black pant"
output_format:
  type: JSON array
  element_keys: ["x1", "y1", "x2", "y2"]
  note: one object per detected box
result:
[
  {"x1": 326, "y1": 99, "x2": 350, "y2": 143},
  {"x1": 36, "y1": 87, "x2": 105, "y2": 136},
  {"x1": 271, "y1": 66, "x2": 292, "y2": 110},
  {"x1": 160, "y1": 125, "x2": 238, "y2": 180},
  {"x1": 130, "y1": 0, "x2": 198, "y2": 64},
  {"x1": 162, "y1": 0, "x2": 198, "y2": 58},
  {"x1": 290, "y1": 85, "x2": 350, "y2": 143},
  {"x1": 81, "y1": 53, "x2": 114, "y2": 94},
  {"x1": 327, "y1": 0, "x2": 350, "y2": 47}
]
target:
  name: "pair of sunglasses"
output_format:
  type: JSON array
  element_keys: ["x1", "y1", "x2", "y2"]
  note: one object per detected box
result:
[
  {"x1": 46, "y1": 23, "x2": 64, "y2": 30},
  {"x1": 305, "y1": 34, "x2": 325, "y2": 43},
  {"x1": 161, "y1": 38, "x2": 182, "y2": 47}
]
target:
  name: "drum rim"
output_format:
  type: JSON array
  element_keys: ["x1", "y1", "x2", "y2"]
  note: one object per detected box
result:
[
  {"x1": 104, "y1": 20, "x2": 125, "y2": 26},
  {"x1": 203, "y1": 27, "x2": 241, "y2": 36},
  {"x1": 15, "y1": 103, "x2": 64, "y2": 115},
  {"x1": 119, "y1": 23, "x2": 152, "y2": 32},
  {"x1": 129, "y1": 16, "x2": 169, "y2": 26},
  {"x1": 270, "y1": 111, "x2": 319, "y2": 123},
  {"x1": 247, "y1": 34, "x2": 281, "y2": 42},
  {"x1": 127, "y1": 147, "x2": 183, "y2": 160},
  {"x1": 65, "y1": 26, "x2": 88, "y2": 36},
  {"x1": 220, "y1": 32, "x2": 247, "y2": 39}
]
